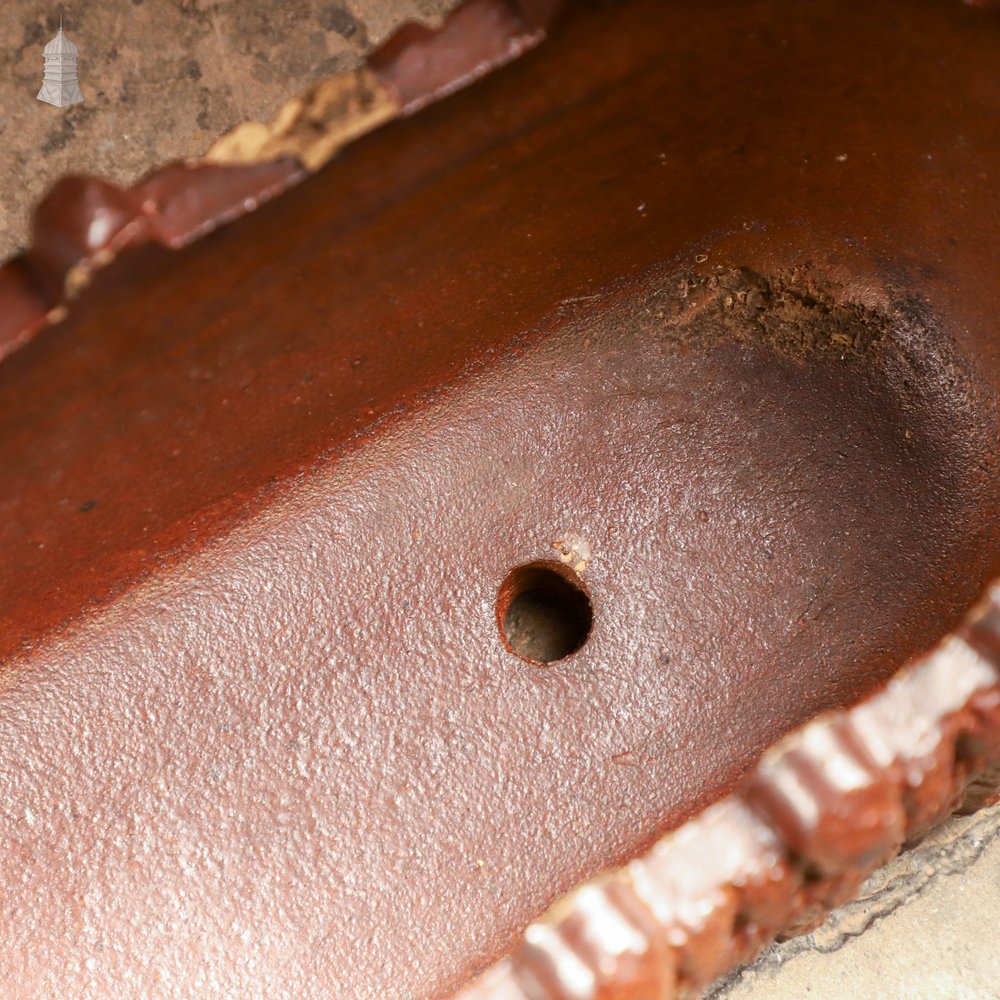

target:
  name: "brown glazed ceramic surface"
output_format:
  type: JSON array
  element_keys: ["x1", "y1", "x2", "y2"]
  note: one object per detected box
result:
[
  {"x1": 0, "y1": 1, "x2": 999, "y2": 998},
  {"x1": 454, "y1": 591, "x2": 1000, "y2": 1000}
]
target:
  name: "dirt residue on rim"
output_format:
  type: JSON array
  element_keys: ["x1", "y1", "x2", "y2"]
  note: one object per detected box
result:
[{"x1": 642, "y1": 267, "x2": 891, "y2": 361}]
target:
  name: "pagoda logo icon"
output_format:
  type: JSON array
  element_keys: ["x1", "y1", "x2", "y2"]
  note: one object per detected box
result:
[{"x1": 37, "y1": 16, "x2": 84, "y2": 108}]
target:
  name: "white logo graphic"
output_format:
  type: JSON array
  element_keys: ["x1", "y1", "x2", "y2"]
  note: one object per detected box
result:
[{"x1": 37, "y1": 16, "x2": 84, "y2": 108}]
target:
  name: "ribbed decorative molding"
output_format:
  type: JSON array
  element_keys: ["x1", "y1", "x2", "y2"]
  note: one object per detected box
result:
[{"x1": 453, "y1": 583, "x2": 1000, "y2": 1000}]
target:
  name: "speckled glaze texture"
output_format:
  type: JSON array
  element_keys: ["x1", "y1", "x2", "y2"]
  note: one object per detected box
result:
[
  {"x1": 453, "y1": 587, "x2": 1000, "y2": 1000},
  {"x1": 0, "y1": 1, "x2": 999, "y2": 999}
]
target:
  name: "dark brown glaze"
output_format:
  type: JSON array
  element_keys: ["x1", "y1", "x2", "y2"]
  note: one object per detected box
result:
[
  {"x1": 369, "y1": 0, "x2": 550, "y2": 112},
  {"x1": 0, "y1": 1, "x2": 999, "y2": 998},
  {"x1": 0, "y1": 0, "x2": 557, "y2": 369},
  {"x1": 0, "y1": 159, "x2": 304, "y2": 350},
  {"x1": 135, "y1": 160, "x2": 307, "y2": 249},
  {"x1": 514, "y1": 0, "x2": 562, "y2": 29},
  {"x1": 27, "y1": 174, "x2": 146, "y2": 299}
]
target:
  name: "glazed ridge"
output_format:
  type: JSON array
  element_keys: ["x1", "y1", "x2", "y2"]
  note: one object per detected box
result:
[
  {"x1": 453, "y1": 583, "x2": 1000, "y2": 999},
  {"x1": 0, "y1": 0, "x2": 554, "y2": 365}
]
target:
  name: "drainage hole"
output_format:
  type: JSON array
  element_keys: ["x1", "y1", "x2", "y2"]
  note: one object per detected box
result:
[{"x1": 497, "y1": 561, "x2": 593, "y2": 665}]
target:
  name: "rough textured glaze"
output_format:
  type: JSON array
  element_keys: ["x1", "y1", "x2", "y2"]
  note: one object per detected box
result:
[
  {"x1": 0, "y1": 0, "x2": 998, "y2": 998},
  {"x1": 458, "y1": 589, "x2": 1000, "y2": 999}
]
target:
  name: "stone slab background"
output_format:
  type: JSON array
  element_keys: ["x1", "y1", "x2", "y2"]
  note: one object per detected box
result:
[{"x1": 0, "y1": 0, "x2": 453, "y2": 260}]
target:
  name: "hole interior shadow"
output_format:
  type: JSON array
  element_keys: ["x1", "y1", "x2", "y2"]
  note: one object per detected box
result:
[{"x1": 497, "y1": 560, "x2": 593, "y2": 665}]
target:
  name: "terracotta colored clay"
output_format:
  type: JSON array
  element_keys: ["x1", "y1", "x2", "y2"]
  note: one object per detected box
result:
[{"x1": 0, "y1": 1, "x2": 999, "y2": 998}]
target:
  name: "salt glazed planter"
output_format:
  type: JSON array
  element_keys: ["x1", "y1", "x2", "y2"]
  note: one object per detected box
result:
[{"x1": 0, "y1": 1, "x2": 998, "y2": 998}]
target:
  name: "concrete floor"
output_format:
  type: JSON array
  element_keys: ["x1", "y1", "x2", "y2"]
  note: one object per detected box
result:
[{"x1": 0, "y1": 2, "x2": 997, "y2": 997}]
